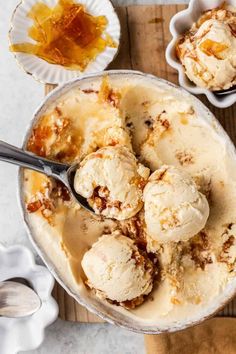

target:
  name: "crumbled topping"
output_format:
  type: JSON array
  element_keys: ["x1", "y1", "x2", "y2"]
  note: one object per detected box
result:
[
  {"x1": 113, "y1": 295, "x2": 145, "y2": 309},
  {"x1": 159, "y1": 243, "x2": 184, "y2": 290},
  {"x1": 176, "y1": 150, "x2": 194, "y2": 166},
  {"x1": 82, "y1": 89, "x2": 99, "y2": 94},
  {"x1": 119, "y1": 212, "x2": 147, "y2": 250},
  {"x1": 218, "y1": 223, "x2": 236, "y2": 270},
  {"x1": 27, "y1": 125, "x2": 52, "y2": 157},
  {"x1": 193, "y1": 174, "x2": 211, "y2": 202},
  {"x1": 223, "y1": 235, "x2": 235, "y2": 252},
  {"x1": 27, "y1": 199, "x2": 42, "y2": 213},
  {"x1": 89, "y1": 186, "x2": 109, "y2": 213},
  {"x1": 52, "y1": 180, "x2": 71, "y2": 202},
  {"x1": 55, "y1": 106, "x2": 62, "y2": 116},
  {"x1": 189, "y1": 232, "x2": 213, "y2": 270},
  {"x1": 131, "y1": 249, "x2": 145, "y2": 266},
  {"x1": 26, "y1": 190, "x2": 55, "y2": 224},
  {"x1": 89, "y1": 185, "x2": 124, "y2": 214},
  {"x1": 157, "y1": 112, "x2": 170, "y2": 130},
  {"x1": 160, "y1": 212, "x2": 180, "y2": 231},
  {"x1": 26, "y1": 179, "x2": 71, "y2": 224},
  {"x1": 98, "y1": 77, "x2": 121, "y2": 108}
]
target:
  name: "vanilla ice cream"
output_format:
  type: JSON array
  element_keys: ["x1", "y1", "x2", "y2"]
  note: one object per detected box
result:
[
  {"x1": 177, "y1": 6, "x2": 236, "y2": 91},
  {"x1": 23, "y1": 73, "x2": 236, "y2": 330},
  {"x1": 74, "y1": 146, "x2": 150, "y2": 220},
  {"x1": 143, "y1": 166, "x2": 209, "y2": 249},
  {"x1": 81, "y1": 232, "x2": 154, "y2": 306}
]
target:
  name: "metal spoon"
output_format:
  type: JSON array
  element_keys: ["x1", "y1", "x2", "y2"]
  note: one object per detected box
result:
[
  {"x1": 215, "y1": 87, "x2": 236, "y2": 96},
  {"x1": 0, "y1": 140, "x2": 94, "y2": 213},
  {"x1": 0, "y1": 281, "x2": 41, "y2": 318}
]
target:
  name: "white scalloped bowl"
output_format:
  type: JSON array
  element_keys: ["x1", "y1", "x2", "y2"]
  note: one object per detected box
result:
[
  {"x1": 0, "y1": 244, "x2": 58, "y2": 354},
  {"x1": 9, "y1": 0, "x2": 120, "y2": 84},
  {"x1": 166, "y1": 0, "x2": 236, "y2": 109}
]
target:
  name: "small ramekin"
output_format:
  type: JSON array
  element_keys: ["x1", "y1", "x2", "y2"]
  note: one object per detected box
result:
[
  {"x1": 9, "y1": 0, "x2": 120, "y2": 84},
  {"x1": 0, "y1": 243, "x2": 58, "y2": 354},
  {"x1": 166, "y1": 0, "x2": 236, "y2": 108}
]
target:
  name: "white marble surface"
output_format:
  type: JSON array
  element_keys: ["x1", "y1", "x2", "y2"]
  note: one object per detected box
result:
[{"x1": 0, "y1": 1, "x2": 189, "y2": 353}]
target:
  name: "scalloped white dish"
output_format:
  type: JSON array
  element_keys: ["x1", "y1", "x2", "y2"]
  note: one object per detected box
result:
[
  {"x1": 0, "y1": 244, "x2": 58, "y2": 354},
  {"x1": 166, "y1": 0, "x2": 236, "y2": 109},
  {"x1": 9, "y1": 0, "x2": 120, "y2": 84}
]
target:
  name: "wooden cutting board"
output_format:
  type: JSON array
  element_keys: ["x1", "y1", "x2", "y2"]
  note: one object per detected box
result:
[{"x1": 45, "y1": 4, "x2": 236, "y2": 323}]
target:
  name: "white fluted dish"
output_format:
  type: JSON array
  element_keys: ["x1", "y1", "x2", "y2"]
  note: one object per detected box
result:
[
  {"x1": 9, "y1": 0, "x2": 120, "y2": 84},
  {"x1": 0, "y1": 244, "x2": 58, "y2": 354},
  {"x1": 166, "y1": 0, "x2": 236, "y2": 108}
]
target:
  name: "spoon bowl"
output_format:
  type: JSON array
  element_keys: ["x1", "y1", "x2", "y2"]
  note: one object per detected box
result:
[
  {"x1": 0, "y1": 140, "x2": 94, "y2": 214},
  {"x1": 0, "y1": 281, "x2": 41, "y2": 318}
]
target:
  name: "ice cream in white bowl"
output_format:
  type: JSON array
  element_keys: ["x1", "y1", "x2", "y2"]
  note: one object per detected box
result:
[
  {"x1": 19, "y1": 71, "x2": 236, "y2": 334},
  {"x1": 166, "y1": 0, "x2": 236, "y2": 108}
]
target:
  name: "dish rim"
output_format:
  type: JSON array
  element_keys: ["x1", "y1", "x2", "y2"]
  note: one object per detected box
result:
[{"x1": 18, "y1": 69, "x2": 236, "y2": 334}]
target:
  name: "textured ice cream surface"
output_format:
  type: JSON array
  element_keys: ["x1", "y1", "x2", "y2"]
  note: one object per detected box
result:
[
  {"x1": 22, "y1": 73, "x2": 236, "y2": 330},
  {"x1": 176, "y1": 6, "x2": 236, "y2": 91},
  {"x1": 27, "y1": 83, "x2": 132, "y2": 163},
  {"x1": 74, "y1": 146, "x2": 150, "y2": 220},
  {"x1": 81, "y1": 232, "x2": 154, "y2": 306},
  {"x1": 143, "y1": 166, "x2": 209, "y2": 249}
]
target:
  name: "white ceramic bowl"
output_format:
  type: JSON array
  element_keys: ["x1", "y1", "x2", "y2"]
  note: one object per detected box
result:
[
  {"x1": 9, "y1": 0, "x2": 120, "y2": 84},
  {"x1": 18, "y1": 70, "x2": 236, "y2": 334},
  {"x1": 0, "y1": 243, "x2": 58, "y2": 354},
  {"x1": 166, "y1": 0, "x2": 236, "y2": 108}
]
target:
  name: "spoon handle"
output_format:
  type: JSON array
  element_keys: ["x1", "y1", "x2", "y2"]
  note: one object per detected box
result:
[{"x1": 0, "y1": 140, "x2": 68, "y2": 179}]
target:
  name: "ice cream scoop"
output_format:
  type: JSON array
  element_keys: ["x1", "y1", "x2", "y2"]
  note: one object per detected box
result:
[
  {"x1": 177, "y1": 19, "x2": 236, "y2": 91},
  {"x1": 143, "y1": 166, "x2": 209, "y2": 250},
  {"x1": 74, "y1": 146, "x2": 150, "y2": 220},
  {"x1": 81, "y1": 232, "x2": 154, "y2": 306}
]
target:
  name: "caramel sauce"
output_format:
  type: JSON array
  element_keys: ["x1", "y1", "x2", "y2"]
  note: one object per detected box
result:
[
  {"x1": 199, "y1": 39, "x2": 229, "y2": 59},
  {"x1": 10, "y1": 0, "x2": 117, "y2": 70},
  {"x1": 27, "y1": 111, "x2": 82, "y2": 163}
]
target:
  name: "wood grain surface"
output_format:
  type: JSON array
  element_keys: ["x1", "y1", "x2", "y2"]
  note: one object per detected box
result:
[{"x1": 45, "y1": 4, "x2": 236, "y2": 322}]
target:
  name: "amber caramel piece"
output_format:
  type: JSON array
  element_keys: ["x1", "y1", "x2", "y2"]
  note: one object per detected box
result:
[
  {"x1": 10, "y1": 0, "x2": 117, "y2": 70},
  {"x1": 199, "y1": 39, "x2": 229, "y2": 59}
]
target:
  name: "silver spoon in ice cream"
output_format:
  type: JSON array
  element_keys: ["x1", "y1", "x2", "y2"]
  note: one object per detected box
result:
[
  {"x1": 0, "y1": 280, "x2": 41, "y2": 318},
  {"x1": 0, "y1": 140, "x2": 94, "y2": 213}
]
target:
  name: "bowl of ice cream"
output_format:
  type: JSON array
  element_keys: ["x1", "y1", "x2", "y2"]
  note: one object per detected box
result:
[
  {"x1": 166, "y1": 0, "x2": 236, "y2": 108},
  {"x1": 19, "y1": 70, "x2": 236, "y2": 333}
]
